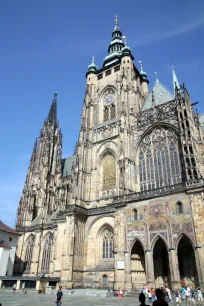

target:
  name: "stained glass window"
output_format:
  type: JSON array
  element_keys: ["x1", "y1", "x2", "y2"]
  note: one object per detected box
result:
[
  {"x1": 139, "y1": 127, "x2": 182, "y2": 191},
  {"x1": 103, "y1": 230, "x2": 114, "y2": 258},
  {"x1": 41, "y1": 235, "x2": 52, "y2": 271},
  {"x1": 24, "y1": 236, "x2": 35, "y2": 272},
  {"x1": 104, "y1": 107, "x2": 109, "y2": 122},
  {"x1": 102, "y1": 153, "x2": 116, "y2": 188},
  {"x1": 110, "y1": 105, "x2": 116, "y2": 120}
]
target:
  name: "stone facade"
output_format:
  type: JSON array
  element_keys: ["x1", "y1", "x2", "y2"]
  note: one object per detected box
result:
[{"x1": 14, "y1": 19, "x2": 204, "y2": 291}]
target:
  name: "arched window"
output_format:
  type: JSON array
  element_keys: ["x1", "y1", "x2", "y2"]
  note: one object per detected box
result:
[
  {"x1": 24, "y1": 236, "x2": 35, "y2": 272},
  {"x1": 176, "y1": 202, "x2": 183, "y2": 215},
  {"x1": 139, "y1": 127, "x2": 182, "y2": 191},
  {"x1": 110, "y1": 105, "x2": 116, "y2": 120},
  {"x1": 41, "y1": 234, "x2": 53, "y2": 271},
  {"x1": 104, "y1": 107, "x2": 109, "y2": 122},
  {"x1": 102, "y1": 153, "x2": 116, "y2": 188},
  {"x1": 103, "y1": 230, "x2": 114, "y2": 258},
  {"x1": 133, "y1": 209, "x2": 138, "y2": 220}
]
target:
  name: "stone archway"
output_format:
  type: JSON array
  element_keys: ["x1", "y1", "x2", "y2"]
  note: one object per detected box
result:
[
  {"x1": 153, "y1": 238, "x2": 171, "y2": 288},
  {"x1": 177, "y1": 235, "x2": 199, "y2": 287},
  {"x1": 131, "y1": 240, "x2": 146, "y2": 290},
  {"x1": 102, "y1": 274, "x2": 108, "y2": 288}
]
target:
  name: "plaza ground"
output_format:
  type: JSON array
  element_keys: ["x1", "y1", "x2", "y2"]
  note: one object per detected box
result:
[{"x1": 0, "y1": 292, "x2": 202, "y2": 306}]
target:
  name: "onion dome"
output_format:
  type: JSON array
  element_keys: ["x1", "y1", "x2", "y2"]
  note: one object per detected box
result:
[
  {"x1": 121, "y1": 36, "x2": 131, "y2": 55},
  {"x1": 88, "y1": 56, "x2": 98, "y2": 72},
  {"x1": 138, "y1": 61, "x2": 147, "y2": 80}
]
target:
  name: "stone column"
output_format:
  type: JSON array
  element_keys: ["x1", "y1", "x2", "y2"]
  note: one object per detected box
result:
[
  {"x1": 145, "y1": 250, "x2": 155, "y2": 288},
  {"x1": 195, "y1": 247, "x2": 204, "y2": 290},
  {"x1": 168, "y1": 248, "x2": 181, "y2": 290}
]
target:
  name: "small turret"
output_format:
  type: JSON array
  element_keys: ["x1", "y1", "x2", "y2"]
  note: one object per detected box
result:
[
  {"x1": 138, "y1": 61, "x2": 147, "y2": 80},
  {"x1": 88, "y1": 55, "x2": 98, "y2": 72},
  {"x1": 121, "y1": 36, "x2": 131, "y2": 56}
]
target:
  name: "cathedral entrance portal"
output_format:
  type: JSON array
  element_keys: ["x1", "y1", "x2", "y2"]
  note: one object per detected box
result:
[
  {"x1": 178, "y1": 236, "x2": 199, "y2": 288},
  {"x1": 131, "y1": 240, "x2": 146, "y2": 290},
  {"x1": 153, "y1": 238, "x2": 171, "y2": 288}
]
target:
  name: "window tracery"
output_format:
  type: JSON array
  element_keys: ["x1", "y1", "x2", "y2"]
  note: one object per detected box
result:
[
  {"x1": 103, "y1": 88, "x2": 116, "y2": 122},
  {"x1": 139, "y1": 127, "x2": 182, "y2": 191},
  {"x1": 102, "y1": 230, "x2": 114, "y2": 258},
  {"x1": 176, "y1": 202, "x2": 183, "y2": 215},
  {"x1": 24, "y1": 236, "x2": 35, "y2": 272},
  {"x1": 41, "y1": 234, "x2": 53, "y2": 271},
  {"x1": 102, "y1": 153, "x2": 116, "y2": 189}
]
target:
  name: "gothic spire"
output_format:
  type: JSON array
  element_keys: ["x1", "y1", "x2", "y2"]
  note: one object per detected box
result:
[
  {"x1": 172, "y1": 64, "x2": 180, "y2": 94},
  {"x1": 30, "y1": 138, "x2": 38, "y2": 162},
  {"x1": 47, "y1": 93, "x2": 57, "y2": 125}
]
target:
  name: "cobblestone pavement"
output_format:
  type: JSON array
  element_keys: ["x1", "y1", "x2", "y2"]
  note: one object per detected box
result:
[{"x1": 0, "y1": 292, "x2": 201, "y2": 306}]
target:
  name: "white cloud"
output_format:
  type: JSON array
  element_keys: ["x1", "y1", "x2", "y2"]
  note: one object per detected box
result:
[{"x1": 132, "y1": 16, "x2": 204, "y2": 47}]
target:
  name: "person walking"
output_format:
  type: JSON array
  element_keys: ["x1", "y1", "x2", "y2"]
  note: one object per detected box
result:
[
  {"x1": 118, "y1": 287, "x2": 123, "y2": 300},
  {"x1": 181, "y1": 286, "x2": 185, "y2": 301},
  {"x1": 166, "y1": 286, "x2": 172, "y2": 302},
  {"x1": 55, "y1": 286, "x2": 63, "y2": 306},
  {"x1": 151, "y1": 288, "x2": 156, "y2": 302},
  {"x1": 139, "y1": 292, "x2": 150, "y2": 306},
  {"x1": 197, "y1": 287, "x2": 203, "y2": 305},
  {"x1": 175, "y1": 290, "x2": 181, "y2": 306},
  {"x1": 12, "y1": 283, "x2": 16, "y2": 294},
  {"x1": 148, "y1": 290, "x2": 152, "y2": 303},
  {"x1": 21, "y1": 282, "x2": 25, "y2": 294}
]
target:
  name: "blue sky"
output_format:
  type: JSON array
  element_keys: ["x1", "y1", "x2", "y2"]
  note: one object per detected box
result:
[{"x1": 0, "y1": 0, "x2": 203, "y2": 227}]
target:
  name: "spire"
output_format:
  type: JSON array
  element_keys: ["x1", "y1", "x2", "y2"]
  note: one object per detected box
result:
[
  {"x1": 114, "y1": 14, "x2": 119, "y2": 30},
  {"x1": 30, "y1": 138, "x2": 38, "y2": 162},
  {"x1": 138, "y1": 61, "x2": 147, "y2": 80},
  {"x1": 47, "y1": 93, "x2": 57, "y2": 125},
  {"x1": 172, "y1": 64, "x2": 180, "y2": 94}
]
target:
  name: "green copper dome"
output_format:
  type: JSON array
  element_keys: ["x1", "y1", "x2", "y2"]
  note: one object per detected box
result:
[
  {"x1": 88, "y1": 56, "x2": 98, "y2": 72},
  {"x1": 121, "y1": 36, "x2": 131, "y2": 55},
  {"x1": 138, "y1": 61, "x2": 147, "y2": 79}
]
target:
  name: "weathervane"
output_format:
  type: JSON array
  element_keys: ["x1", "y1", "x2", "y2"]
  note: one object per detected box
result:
[
  {"x1": 138, "y1": 61, "x2": 143, "y2": 70},
  {"x1": 122, "y1": 36, "x2": 127, "y2": 46}
]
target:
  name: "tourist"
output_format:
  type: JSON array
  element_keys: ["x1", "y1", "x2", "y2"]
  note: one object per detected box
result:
[
  {"x1": 151, "y1": 287, "x2": 156, "y2": 302},
  {"x1": 185, "y1": 287, "x2": 190, "y2": 305},
  {"x1": 139, "y1": 292, "x2": 150, "y2": 306},
  {"x1": 197, "y1": 287, "x2": 203, "y2": 305},
  {"x1": 21, "y1": 282, "x2": 25, "y2": 294},
  {"x1": 148, "y1": 290, "x2": 152, "y2": 303},
  {"x1": 190, "y1": 287, "x2": 196, "y2": 305},
  {"x1": 118, "y1": 287, "x2": 123, "y2": 300},
  {"x1": 146, "y1": 285, "x2": 149, "y2": 297},
  {"x1": 175, "y1": 290, "x2": 181, "y2": 306},
  {"x1": 56, "y1": 286, "x2": 63, "y2": 306},
  {"x1": 164, "y1": 287, "x2": 169, "y2": 303},
  {"x1": 12, "y1": 283, "x2": 16, "y2": 294},
  {"x1": 166, "y1": 286, "x2": 172, "y2": 302},
  {"x1": 181, "y1": 286, "x2": 185, "y2": 301},
  {"x1": 153, "y1": 289, "x2": 168, "y2": 306}
]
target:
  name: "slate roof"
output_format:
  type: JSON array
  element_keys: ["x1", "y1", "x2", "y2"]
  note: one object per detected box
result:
[
  {"x1": 199, "y1": 114, "x2": 204, "y2": 129},
  {"x1": 0, "y1": 220, "x2": 18, "y2": 235},
  {"x1": 0, "y1": 242, "x2": 11, "y2": 249},
  {"x1": 62, "y1": 156, "x2": 76, "y2": 177},
  {"x1": 142, "y1": 80, "x2": 174, "y2": 111}
]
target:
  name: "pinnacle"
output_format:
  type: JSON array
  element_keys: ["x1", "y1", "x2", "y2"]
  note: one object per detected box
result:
[{"x1": 47, "y1": 93, "x2": 57, "y2": 125}]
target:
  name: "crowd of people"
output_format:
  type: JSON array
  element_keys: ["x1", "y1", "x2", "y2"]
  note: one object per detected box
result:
[{"x1": 137, "y1": 285, "x2": 203, "y2": 305}]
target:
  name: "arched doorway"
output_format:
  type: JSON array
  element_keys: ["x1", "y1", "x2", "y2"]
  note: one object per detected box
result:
[
  {"x1": 131, "y1": 240, "x2": 146, "y2": 290},
  {"x1": 177, "y1": 235, "x2": 199, "y2": 287},
  {"x1": 102, "y1": 275, "x2": 108, "y2": 288},
  {"x1": 153, "y1": 238, "x2": 171, "y2": 288}
]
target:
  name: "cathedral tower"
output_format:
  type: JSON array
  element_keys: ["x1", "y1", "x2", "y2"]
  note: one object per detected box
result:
[{"x1": 16, "y1": 93, "x2": 62, "y2": 227}]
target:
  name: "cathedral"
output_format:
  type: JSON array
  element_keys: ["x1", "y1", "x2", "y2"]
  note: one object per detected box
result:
[{"x1": 14, "y1": 17, "x2": 204, "y2": 291}]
